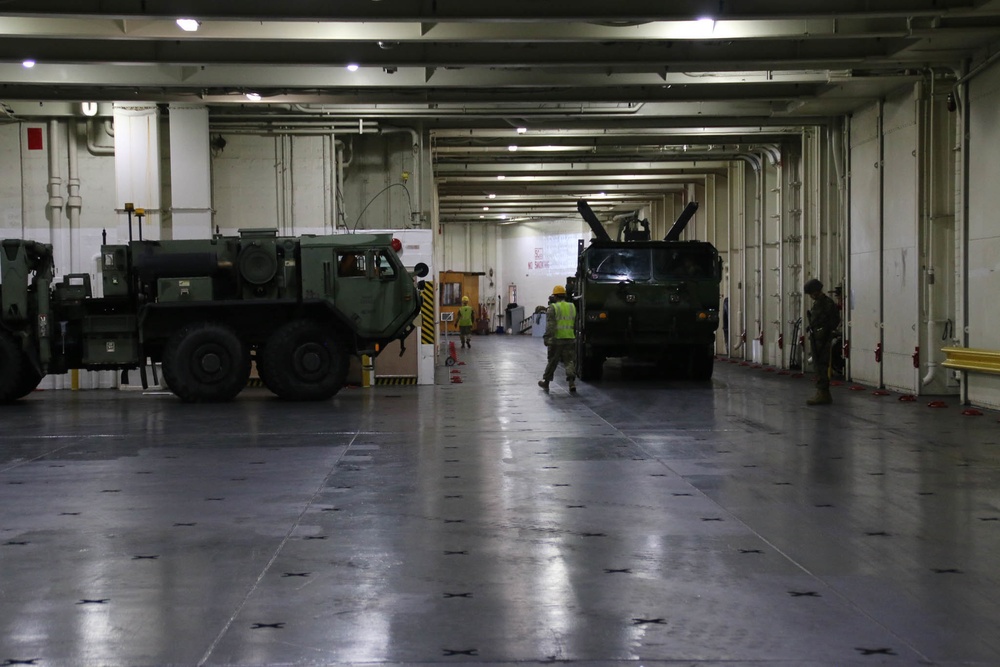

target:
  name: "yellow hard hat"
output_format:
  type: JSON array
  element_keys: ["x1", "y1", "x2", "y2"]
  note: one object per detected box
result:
[
  {"x1": 552, "y1": 285, "x2": 566, "y2": 296},
  {"x1": 462, "y1": 295, "x2": 469, "y2": 302}
]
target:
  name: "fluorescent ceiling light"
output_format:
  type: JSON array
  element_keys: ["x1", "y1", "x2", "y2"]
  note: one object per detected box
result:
[
  {"x1": 488, "y1": 193, "x2": 496, "y2": 199},
  {"x1": 245, "y1": 92, "x2": 262, "y2": 102},
  {"x1": 22, "y1": 59, "x2": 35, "y2": 68},
  {"x1": 507, "y1": 145, "x2": 518, "y2": 152},
  {"x1": 516, "y1": 127, "x2": 527, "y2": 134},
  {"x1": 347, "y1": 63, "x2": 360, "y2": 72},
  {"x1": 176, "y1": 18, "x2": 200, "y2": 32}
]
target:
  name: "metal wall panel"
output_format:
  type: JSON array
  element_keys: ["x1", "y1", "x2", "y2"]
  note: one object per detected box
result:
[
  {"x1": 881, "y1": 87, "x2": 920, "y2": 392},
  {"x1": 762, "y1": 159, "x2": 783, "y2": 365},
  {"x1": 966, "y1": 60, "x2": 1000, "y2": 407},
  {"x1": 848, "y1": 103, "x2": 882, "y2": 385}
]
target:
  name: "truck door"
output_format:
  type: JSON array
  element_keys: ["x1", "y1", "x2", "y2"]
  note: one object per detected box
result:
[{"x1": 334, "y1": 249, "x2": 408, "y2": 338}]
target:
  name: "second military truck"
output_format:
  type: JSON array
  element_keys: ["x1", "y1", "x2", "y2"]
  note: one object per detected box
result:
[
  {"x1": 572, "y1": 200, "x2": 722, "y2": 381},
  {"x1": 1, "y1": 209, "x2": 425, "y2": 403}
]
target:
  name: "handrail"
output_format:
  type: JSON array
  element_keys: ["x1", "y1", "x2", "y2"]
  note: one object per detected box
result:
[{"x1": 941, "y1": 347, "x2": 1000, "y2": 375}]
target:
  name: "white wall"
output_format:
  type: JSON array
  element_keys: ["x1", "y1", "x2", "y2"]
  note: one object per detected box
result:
[
  {"x1": 499, "y1": 219, "x2": 589, "y2": 316},
  {"x1": 966, "y1": 59, "x2": 1000, "y2": 408}
]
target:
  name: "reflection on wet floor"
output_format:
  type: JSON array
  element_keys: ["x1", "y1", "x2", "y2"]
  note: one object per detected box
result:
[{"x1": 1, "y1": 334, "x2": 998, "y2": 665}]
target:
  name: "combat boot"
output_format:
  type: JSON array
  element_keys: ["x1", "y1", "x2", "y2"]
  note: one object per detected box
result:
[
  {"x1": 538, "y1": 380, "x2": 549, "y2": 392},
  {"x1": 568, "y1": 381, "x2": 577, "y2": 394},
  {"x1": 806, "y1": 389, "x2": 832, "y2": 405}
]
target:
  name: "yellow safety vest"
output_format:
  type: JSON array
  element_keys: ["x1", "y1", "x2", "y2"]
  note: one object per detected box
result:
[{"x1": 552, "y1": 300, "x2": 576, "y2": 339}]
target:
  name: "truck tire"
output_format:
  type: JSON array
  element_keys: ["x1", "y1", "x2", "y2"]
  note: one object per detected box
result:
[
  {"x1": 577, "y1": 339, "x2": 603, "y2": 381},
  {"x1": 259, "y1": 320, "x2": 348, "y2": 401},
  {"x1": 689, "y1": 344, "x2": 715, "y2": 381},
  {"x1": 11, "y1": 360, "x2": 43, "y2": 400},
  {"x1": 162, "y1": 322, "x2": 250, "y2": 402},
  {"x1": 0, "y1": 331, "x2": 25, "y2": 403}
]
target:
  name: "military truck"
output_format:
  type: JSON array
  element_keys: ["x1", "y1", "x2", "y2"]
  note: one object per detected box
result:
[
  {"x1": 572, "y1": 200, "x2": 722, "y2": 381},
  {"x1": 0, "y1": 207, "x2": 426, "y2": 403}
]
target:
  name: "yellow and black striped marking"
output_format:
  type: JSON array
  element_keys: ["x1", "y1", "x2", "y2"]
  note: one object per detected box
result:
[
  {"x1": 420, "y1": 281, "x2": 435, "y2": 345},
  {"x1": 247, "y1": 378, "x2": 265, "y2": 388},
  {"x1": 375, "y1": 376, "x2": 418, "y2": 385}
]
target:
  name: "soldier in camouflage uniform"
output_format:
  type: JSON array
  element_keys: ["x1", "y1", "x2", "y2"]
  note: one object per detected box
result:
[{"x1": 804, "y1": 278, "x2": 841, "y2": 405}]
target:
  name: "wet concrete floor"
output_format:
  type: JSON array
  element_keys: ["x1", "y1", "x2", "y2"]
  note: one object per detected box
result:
[{"x1": 1, "y1": 334, "x2": 999, "y2": 666}]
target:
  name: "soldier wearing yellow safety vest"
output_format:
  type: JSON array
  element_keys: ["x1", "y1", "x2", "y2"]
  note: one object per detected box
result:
[
  {"x1": 538, "y1": 284, "x2": 578, "y2": 394},
  {"x1": 457, "y1": 295, "x2": 475, "y2": 348}
]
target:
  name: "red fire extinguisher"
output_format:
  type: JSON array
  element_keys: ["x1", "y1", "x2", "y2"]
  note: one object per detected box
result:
[
  {"x1": 874, "y1": 342, "x2": 882, "y2": 363},
  {"x1": 912, "y1": 346, "x2": 920, "y2": 369}
]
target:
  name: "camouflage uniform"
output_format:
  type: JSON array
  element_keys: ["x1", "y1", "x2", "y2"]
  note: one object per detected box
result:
[
  {"x1": 540, "y1": 298, "x2": 577, "y2": 392},
  {"x1": 807, "y1": 291, "x2": 840, "y2": 401}
]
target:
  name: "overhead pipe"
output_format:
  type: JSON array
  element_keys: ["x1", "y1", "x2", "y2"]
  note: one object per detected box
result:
[
  {"x1": 47, "y1": 120, "x2": 64, "y2": 248},
  {"x1": 85, "y1": 119, "x2": 115, "y2": 155},
  {"x1": 67, "y1": 119, "x2": 82, "y2": 272},
  {"x1": 921, "y1": 76, "x2": 938, "y2": 387}
]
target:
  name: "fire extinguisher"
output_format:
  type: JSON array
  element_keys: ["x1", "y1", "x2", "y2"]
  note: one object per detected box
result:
[
  {"x1": 756, "y1": 331, "x2": 764, "y2": 345},
  {"x1": 777, "y1": 332, "x2": 784, "y2": 350},
  {"x1": 874, "y1": 342, "x2": 882, "y2": 363},
  {"x1": 912, "y1": 345, "x2": 920, "y2": 369},
  {"x1": 842, "y1": 339, "x2": 850, "y2": 358}
]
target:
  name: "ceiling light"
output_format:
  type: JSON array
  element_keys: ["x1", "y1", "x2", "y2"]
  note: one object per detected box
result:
[
  {"x1": 694, "y1": 17, "x2": 715, "y2": 36},
  {"x1": 497, "y1": 175, "x2": 505, "y2": 180},
  {"x1": 507, "y1": 145, "x2": 518, "y2": 152},
  {"x1": 347, "y1": 63, "x2": 360, "y2": 72},
  {"x1": 488, "y1": 193, "x2": 496, "y2": 199},
  {"x1": 245, "y1": 92, "x2": 262, "y2": 102},
  {"x1": 483, "y1": 206, "x2": 490, "y2": 211},
  {"x1": 22, "y1": 59, "x2": 35, "y2": 68},
  {"x1": 176, "y1": 18, "x2": 200, "y2": 32},
  {"x1": 499, "y1": 214, "x2": 508, "y2": 220},
  {"x1": 516, "y1": 127, "x2": 527, "y2": 134}
]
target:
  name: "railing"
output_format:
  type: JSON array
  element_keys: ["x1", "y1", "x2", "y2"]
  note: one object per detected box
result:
[{"x1": 941, "y1": 347, "x2": 1000, "y2": 375}]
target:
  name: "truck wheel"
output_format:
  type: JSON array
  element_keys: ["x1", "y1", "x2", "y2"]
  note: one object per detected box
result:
[
  {"x1": 259, "y1": 320, "x2": 348, "y2": 401},
  {"x1": 162, "y1": 322, "x2": 250, "y2": 402},
  {"x1": 577, "y1": 339, "x2": 603, "y2": 381},
  {"x1": 11, "y1": 360, "x2": 43, "y2": 400},
  {"x1": 0, "y1": 332, "x2": 26, "y2": 403},
  {"x1": 689, "y1": 344, "x2": 715, "y2": 380}
]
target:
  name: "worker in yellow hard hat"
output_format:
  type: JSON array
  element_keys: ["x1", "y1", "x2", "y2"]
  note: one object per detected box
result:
[
  {"x1": 539, "y1": 284, "x2": 577, "y2": 393},
  {"x1": 457, "y1": 295, "x2": 475, "y2": 348}
]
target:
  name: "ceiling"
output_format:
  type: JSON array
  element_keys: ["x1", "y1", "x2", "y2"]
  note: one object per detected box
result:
[{"x1": 2, "y1": 1, "x2": 999, "y2": 226}]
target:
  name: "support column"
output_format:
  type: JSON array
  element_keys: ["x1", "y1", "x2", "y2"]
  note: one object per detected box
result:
[
  {"x1": 113, "y1": 103, "x2": 162, "y2": 241},
  {"x1": 168, "y1": 103, "x2": 212, "y2": 239}
]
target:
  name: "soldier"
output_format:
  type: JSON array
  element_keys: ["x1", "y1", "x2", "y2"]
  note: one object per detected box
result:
[
  {"x1": 457, "y1": 295, "x2": 475, "y2": 348},
  {"x1": 804, "y1": 278, "x2": 841, "y2": 405},
  {"x1": 538, "y1": 284, "x2": 578, "y2": 393}
]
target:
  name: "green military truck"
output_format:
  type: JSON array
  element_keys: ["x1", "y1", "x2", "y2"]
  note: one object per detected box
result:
[
  {"x1": 0, "y1": 208, "x2": 426, "y2": 403},
  {"x1": 572, "y1": 200, "x2": 722, "y2": 381}
]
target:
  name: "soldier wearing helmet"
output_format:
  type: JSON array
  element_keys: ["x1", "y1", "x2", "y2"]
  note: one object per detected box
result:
[
  {"x1": 539, "y1": 284, "x2": 578, "y2": 394},
  {"x1": 804, "y1": 278, "x2": 840, "y2": 405},
  {"x1": 457, "y1": 295, "x2": 475, "y2": 348}
]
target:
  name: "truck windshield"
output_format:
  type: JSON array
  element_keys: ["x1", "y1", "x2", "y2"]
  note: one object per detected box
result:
[
  {"x1": 651, "y1": 248, "x2": 715, "y2": 280},
  {"x1": 587, "y1": 248, "x2": 651, "y2": 282},
  {"x1": 587, "y1": 247, "x2": 714, "y2": 282}
]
